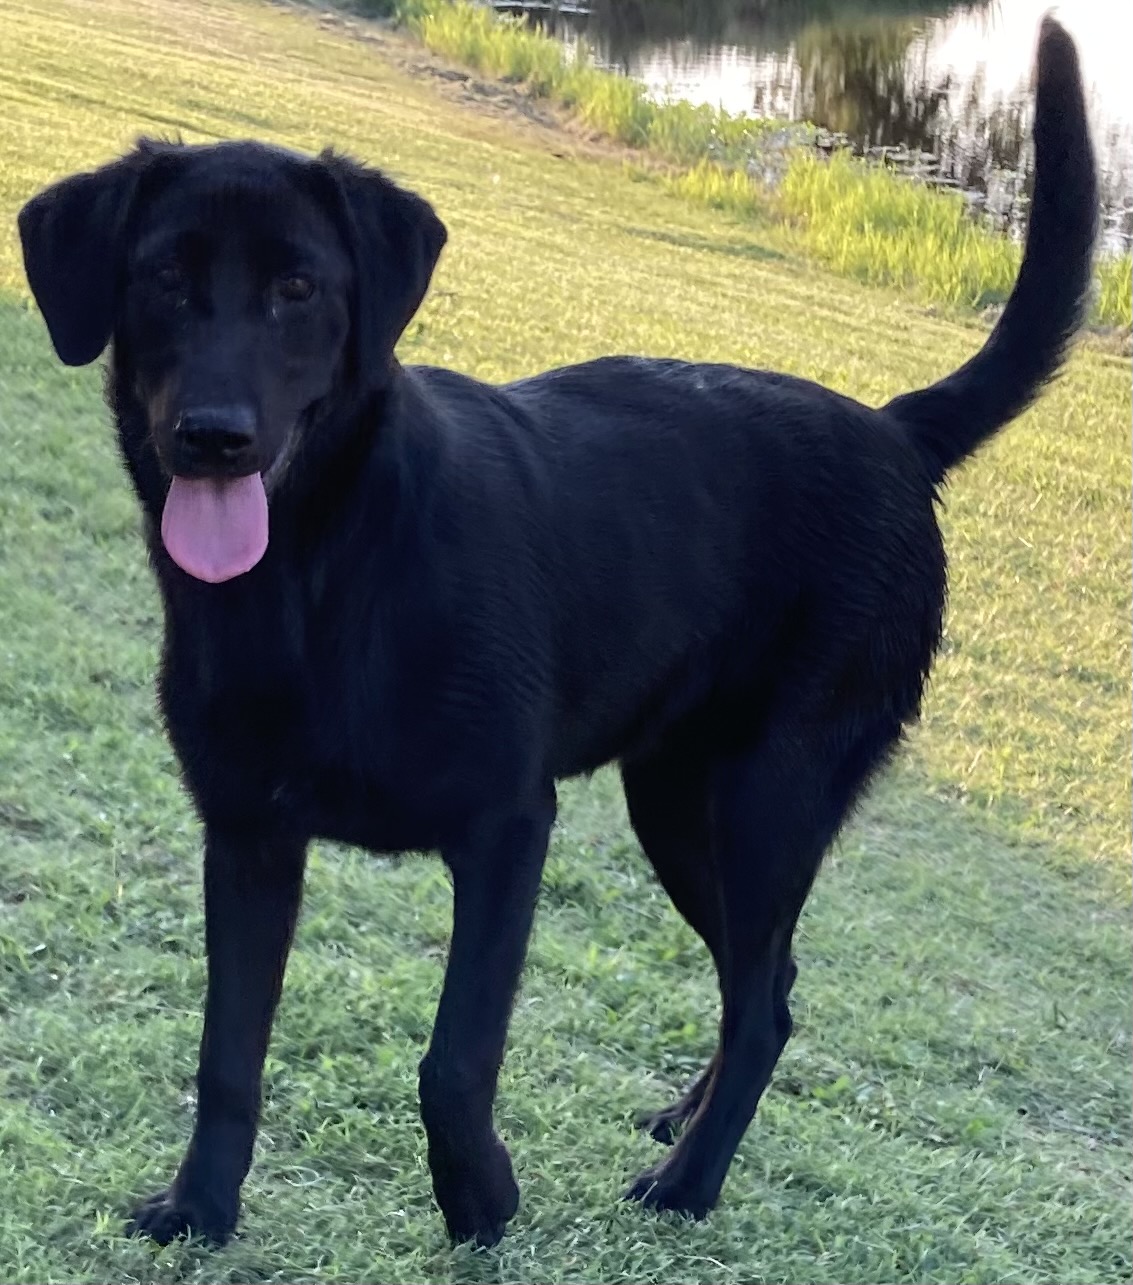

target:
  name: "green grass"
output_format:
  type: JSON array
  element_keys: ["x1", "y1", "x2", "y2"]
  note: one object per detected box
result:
[
  {"x1": 668, "y1": 151, "x2": 1133, "y2": 325},
  {"x1": 776, "y1": 149, "x2": 1029, "y2": 311},
  {"x1": 777, "y1": 150, "x2": 1132, "y2": 322},
  {"x1": 0, "y1": 0, "x2": 1130, "y2": 1282},
  {"x1": 390, "y1": 0, "x2": 1133, "y2": 327}
]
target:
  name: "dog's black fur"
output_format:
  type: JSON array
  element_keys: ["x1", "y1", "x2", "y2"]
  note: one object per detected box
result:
[{"x1": 17, "y1": 18, "x2": 1096, "y2": 1250}]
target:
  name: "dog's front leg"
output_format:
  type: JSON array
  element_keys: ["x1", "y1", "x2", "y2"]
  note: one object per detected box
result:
[
  {"x1": 128, "y1": 825, "x2": 307, "y2": 1245},
  {"x1": 419, "y1": 800, "x2": 555, "y2": 1247}
]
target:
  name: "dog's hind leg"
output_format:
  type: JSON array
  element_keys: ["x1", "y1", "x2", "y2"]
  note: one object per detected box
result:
[
  {"x1": 622, "y1": 744, "x2": 724, "y2": 1145},
  {"x1": 625, "y1": 710, "x2": 899, "y2": 1218}
]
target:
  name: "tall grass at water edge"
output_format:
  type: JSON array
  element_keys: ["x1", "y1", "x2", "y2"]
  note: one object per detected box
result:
[
  {"x1": 777, "y1": 151, "x2": 1132, "y2": 319},
  {"x1": 393, "y1": 0, "x2": 1131, "y2": 326},
  {"x1": 412, "y1": 1, "x2": 800, "y2": 167}
]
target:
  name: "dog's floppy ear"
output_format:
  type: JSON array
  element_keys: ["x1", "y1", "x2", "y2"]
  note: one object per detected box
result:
[
  {"x1": 18, "y1": 150, "x2": 150, "y2": 366},
  {"x1": 316, "y1": 151, "x2": 447, "y2": 375}
]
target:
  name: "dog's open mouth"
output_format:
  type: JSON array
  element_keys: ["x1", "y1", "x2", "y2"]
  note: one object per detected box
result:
[{"x1": 161, "y1": 474, "x2": 269, "y2": 583}]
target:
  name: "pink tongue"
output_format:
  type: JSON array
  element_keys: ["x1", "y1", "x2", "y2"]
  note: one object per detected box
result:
[{"x1": 161, "y1": 474, "x2": 269, "y2": 583}]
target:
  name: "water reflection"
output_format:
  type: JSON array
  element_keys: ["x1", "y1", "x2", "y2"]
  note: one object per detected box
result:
[{"x1": 494, "y1": 0, "x2": 1132, "y2": 250}]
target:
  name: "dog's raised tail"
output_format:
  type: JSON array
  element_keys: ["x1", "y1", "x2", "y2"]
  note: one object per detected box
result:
[{"x1": 886, "y1": 16, "x2": 1098, "y2": 483}]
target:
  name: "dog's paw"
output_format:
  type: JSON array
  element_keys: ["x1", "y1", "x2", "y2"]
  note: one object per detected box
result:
[
  {"x1": 431, "y1": 1133, "x2": 519, "y2": 1248},
  {"x1": 126, "y1": 1186, "x2": 237, "y2": 1247},
  {"x1": 624, "y1": 1160, "x2": 715, "y2": 1221}
]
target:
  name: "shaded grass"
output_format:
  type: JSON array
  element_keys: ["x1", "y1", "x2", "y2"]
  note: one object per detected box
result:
[{"x1": 0, "y1": 0, "x2": 1130, "y2": 1281}]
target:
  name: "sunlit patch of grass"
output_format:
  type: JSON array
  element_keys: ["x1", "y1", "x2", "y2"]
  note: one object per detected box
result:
[
  {"x1": 664, "y1": 158, "x2": 765, "y2": 220},
  {"x1": 666, "y1": 151, "x2": 1132, "y2": 327},
  {"x1": 777, "y1": 150, "x2": 1131, "y2": 326},
  {"x1": 778, "y1": 149, "x2": 1022, "y2": 309},
  {"x1": 416, "y1": 1, "x2": 573, "y2": 96},
  {"x1": 1096, "y1": 252, "x2": 1132, "y2": 328}
]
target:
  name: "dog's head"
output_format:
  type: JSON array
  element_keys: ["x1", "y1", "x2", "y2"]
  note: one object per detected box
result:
[{"x1": 17, "y1": 138, "x2": 447, "y2": 582}]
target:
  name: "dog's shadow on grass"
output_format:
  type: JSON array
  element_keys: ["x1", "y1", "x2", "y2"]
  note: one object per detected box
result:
[{"x1": 625, "y1": 226, "x2": 787, "y2": 263}]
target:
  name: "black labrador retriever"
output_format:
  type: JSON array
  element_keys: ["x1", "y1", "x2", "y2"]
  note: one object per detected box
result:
[{"x1": 17, "y1": 18, "x2": 1095, "y2": 1250}]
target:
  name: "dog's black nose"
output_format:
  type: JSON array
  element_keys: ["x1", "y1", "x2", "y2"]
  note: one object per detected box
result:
[{"x1": 174, "y1": 406, "x2": 257, "y2": 469}]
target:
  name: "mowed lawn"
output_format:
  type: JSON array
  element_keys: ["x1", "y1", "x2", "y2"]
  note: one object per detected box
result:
[{"x1": 0, "y1": 1, "x2": 1129, "y2": 1282}]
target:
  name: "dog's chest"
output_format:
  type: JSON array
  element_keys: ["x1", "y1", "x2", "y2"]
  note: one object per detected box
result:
[{"x1": 161, "y1": 593, "x2": 463, "y2": 853}]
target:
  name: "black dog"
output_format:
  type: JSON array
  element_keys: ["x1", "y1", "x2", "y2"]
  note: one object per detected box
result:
[{"x1": 17, "y1": 18, "x2": 1095, "y2": 1250}]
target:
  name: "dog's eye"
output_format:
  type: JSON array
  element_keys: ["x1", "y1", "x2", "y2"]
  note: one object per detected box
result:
[{"x1": 277, "y1": 274, "x2": 314, "y2": 303}]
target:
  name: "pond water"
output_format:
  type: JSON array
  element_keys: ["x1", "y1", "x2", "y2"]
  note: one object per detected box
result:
[{"x1": 493, "y1": 0, "x2": 1133, "y2": 252}]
